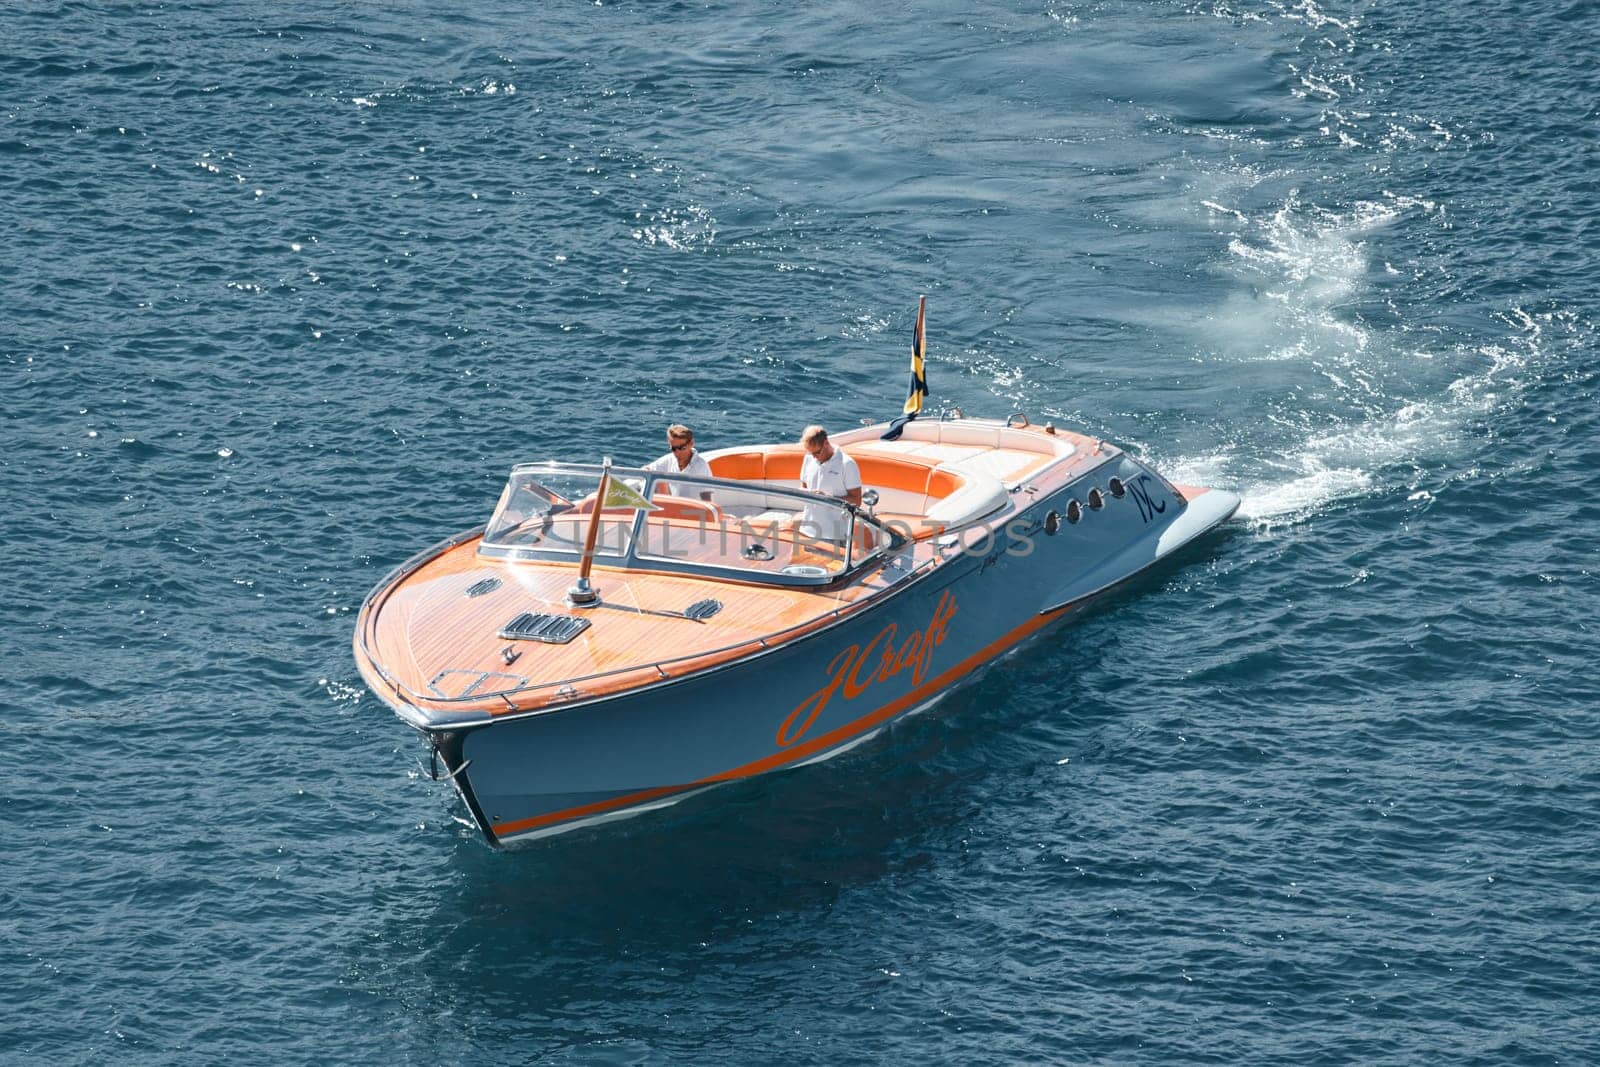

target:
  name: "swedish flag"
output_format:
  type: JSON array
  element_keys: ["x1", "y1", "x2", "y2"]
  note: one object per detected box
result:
[
  {"x1": 905, "y1": 295, "x2": 928, "y2": 415},
  {"x1": 882, "y1": 296, "x2": 928, "y2": 441}
]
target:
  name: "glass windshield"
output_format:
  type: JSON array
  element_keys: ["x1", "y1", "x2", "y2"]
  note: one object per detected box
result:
[
  {"x1": 479, "y1": 464, "x2": 891, "y2": 583},
  {"x1": 481, "y1": 466, "x2": 640, "y2": 561}
]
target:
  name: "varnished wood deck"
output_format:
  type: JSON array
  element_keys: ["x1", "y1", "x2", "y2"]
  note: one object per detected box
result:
[{"x1": 359, "y1": 533, "x2": 931, "y2": 716}]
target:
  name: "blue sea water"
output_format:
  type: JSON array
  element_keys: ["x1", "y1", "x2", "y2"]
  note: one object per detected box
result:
[{"x1": 4, "y1": 0, "x2": 1598, "y2": 1061}]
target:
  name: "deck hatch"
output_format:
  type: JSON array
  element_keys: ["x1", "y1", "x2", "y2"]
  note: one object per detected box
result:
[
  {"x1": 465, "y1": 576, "x2": 502, "y2": 598},
  {"x1": 498, "y1": 612, "x2": 591, "y2": 644},
  {"x1": 427, "y1": 669, "x2": 526, "y2": 699}
]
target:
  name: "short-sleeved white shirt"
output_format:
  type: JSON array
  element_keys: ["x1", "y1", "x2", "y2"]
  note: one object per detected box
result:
[
  {"x1": 800, "y1": 447, "x2": 861, "y2": 541},
  {"x1": 800, "y1": 448, "x2": 861, "y2": 498},
  {"x1": 643, "y1": 448, "x2": 712, "y2": 497}
]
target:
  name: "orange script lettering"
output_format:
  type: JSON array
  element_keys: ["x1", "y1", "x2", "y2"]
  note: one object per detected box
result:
[{"x1": 776, "y1": 591, "x2": 958, "y2": 747}]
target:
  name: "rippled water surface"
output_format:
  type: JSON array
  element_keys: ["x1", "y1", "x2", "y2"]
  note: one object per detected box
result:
[{"x1": 4, "y1": 0, "x2": 1598, "y2": 1061}]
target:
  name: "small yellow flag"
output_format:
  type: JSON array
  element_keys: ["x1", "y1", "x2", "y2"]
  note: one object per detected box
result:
[{"x1": 602, "y1": 474, "x2": 658, "y2": 512}]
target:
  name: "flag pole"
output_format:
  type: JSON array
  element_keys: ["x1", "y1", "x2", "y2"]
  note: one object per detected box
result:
[
  {"x1": 568, "y1": 459, "x2": 610, "y2": 606},
  {"x1": 880, "y1": 295, "x2": 929, "y2": 441}
]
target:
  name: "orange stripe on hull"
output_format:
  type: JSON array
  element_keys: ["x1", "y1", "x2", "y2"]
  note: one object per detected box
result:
[{"x1": 489, "y1": 601, "x2": 1071, "y2": 840}]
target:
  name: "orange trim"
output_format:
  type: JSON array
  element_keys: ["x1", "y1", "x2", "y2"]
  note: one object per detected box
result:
[{"x1": 489, "y1": 600, "x2": 1070, "y2": 838}]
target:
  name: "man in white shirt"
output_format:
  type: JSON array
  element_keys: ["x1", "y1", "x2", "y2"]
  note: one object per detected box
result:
[
  {"x1": 643, "y1": 423, "x2": 713, "y2": 498},
  {"x1": 799, "y1": 424, "x2": 861, "y2": 542}
]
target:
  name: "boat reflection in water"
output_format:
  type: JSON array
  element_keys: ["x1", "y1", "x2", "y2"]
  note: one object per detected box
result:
[{"x1": 353, "y1": 415, "x2": 1239, "y2": 848}]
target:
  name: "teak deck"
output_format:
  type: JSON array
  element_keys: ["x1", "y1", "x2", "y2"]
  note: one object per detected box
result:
[{"x1": 361, "y1": 538, "x2": 930, "y2": 715}]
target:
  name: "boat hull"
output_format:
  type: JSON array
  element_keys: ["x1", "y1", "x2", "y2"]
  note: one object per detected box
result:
[{"x1": 415, "y1": 459, "x2": 1238, "y2": 847}]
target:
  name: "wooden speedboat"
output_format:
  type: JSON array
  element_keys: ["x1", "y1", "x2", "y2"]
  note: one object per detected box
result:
[{"x1": 353, "y1": 414, "x2": 1239, "y2": 847}]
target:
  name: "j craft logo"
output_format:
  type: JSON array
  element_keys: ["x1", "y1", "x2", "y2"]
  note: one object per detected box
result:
[{"x1": 777, "y1": 591, "x2": 959, "y2": 747}]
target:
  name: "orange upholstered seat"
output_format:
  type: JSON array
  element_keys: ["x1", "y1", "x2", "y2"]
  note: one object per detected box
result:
[
  {"x1": 926, "y1": 469, "x2": 962, "y2": 499},
  {"x1": 649, "y1": 495, "x2": 723, "y2": 524},
  {"x1": 763, "y1": 450, "x2": 804, "y2": 481},
  {"x1": 707, "y1": 452, "x2": 766, "y2": 481}
]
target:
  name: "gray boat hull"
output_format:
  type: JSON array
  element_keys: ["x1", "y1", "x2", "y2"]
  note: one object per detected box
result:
[{"x1": 420, "y1": 456, "x2": 1237, "y2": 847}]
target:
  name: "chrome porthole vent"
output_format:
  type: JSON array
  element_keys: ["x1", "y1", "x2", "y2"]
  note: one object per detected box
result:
[
  {"x1": 1088, "y1": 488, "x2": 1104, "y2": 510},
  {"x1": 1066, "y1": 500, "x2": 1083, "y2": 524},
  {"x1": 1108, "y1": 477, "x2": 1125, "y2": 499},
  {"x1": 1044, "y1": 510, "x2": 1061, "y2": 535}
]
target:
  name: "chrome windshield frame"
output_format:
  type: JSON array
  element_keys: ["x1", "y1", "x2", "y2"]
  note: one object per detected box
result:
[{"x1": 477, "y1": 461, "x2": 898, "y2": 587}]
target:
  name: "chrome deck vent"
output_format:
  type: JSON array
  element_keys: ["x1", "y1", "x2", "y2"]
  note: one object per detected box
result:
[
  {"x1": 498, "y1": 612, "x2": 591, "y2": 644},
  {"x1": 684, "y1": 598, "x2": 722, "y2": 621},
  {"x1": 465, "y1": 576, "x2": 502, "y2": 598}
]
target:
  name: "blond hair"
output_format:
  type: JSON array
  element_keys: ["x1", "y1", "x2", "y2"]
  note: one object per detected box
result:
[
  {"x1": 799, "y1": 425, "x2": 828, "y2": 447},
  {"x1": 667, "y1": 423, "x2": 693, "y2": 443}
]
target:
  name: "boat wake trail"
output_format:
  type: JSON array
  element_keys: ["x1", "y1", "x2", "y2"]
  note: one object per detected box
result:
[{"x1": 1168, "y1": 186, "x2": 1558, "y2": 527}]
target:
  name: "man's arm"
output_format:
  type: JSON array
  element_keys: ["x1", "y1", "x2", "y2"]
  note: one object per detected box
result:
[
  {"x1": 689, "y1": 454, "x2": 714, "y2": 500},
  {"x1": 842, "y1": 457, "x2": 863, "y2": 507}
]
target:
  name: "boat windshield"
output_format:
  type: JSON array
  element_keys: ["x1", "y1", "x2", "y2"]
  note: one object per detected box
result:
[
  {"x1": 480, "y1": 463, "x2": 892, "y2": 585},
  {"x1": 481, "y1": 466, "x2": 642, "y2": 563}
]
